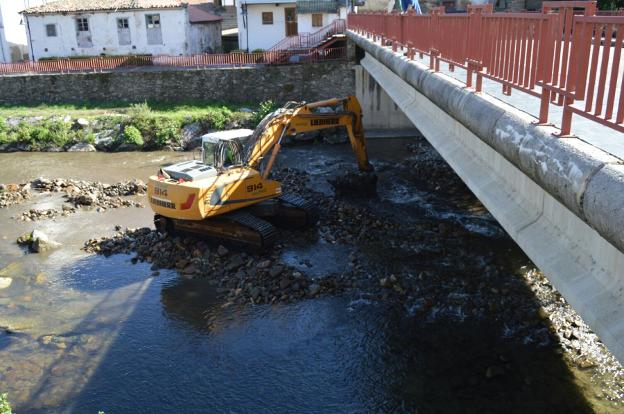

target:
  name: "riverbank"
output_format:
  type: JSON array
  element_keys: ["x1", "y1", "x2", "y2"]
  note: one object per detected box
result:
[
  {"x1": 0, "y1": 139, "x2": 623, "y2": 412},
  {"x1": 0, "y1": 101, "x2": 273, "y2": 153}
]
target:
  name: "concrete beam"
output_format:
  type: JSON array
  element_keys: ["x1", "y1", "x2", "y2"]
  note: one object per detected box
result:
[{"x1": 349, "y1": 32, "x2": 624, "y2": 363}]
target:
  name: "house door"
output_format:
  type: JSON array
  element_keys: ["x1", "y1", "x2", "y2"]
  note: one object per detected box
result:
[{"x1": 285, "y1": 8, "x2": 297, "y2": 36}]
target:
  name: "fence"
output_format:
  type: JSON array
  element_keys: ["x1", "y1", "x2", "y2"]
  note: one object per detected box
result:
[
  {"x1": 348, "y1": 1, "x2": 624, "y2": 135},
  {"x1": 0, "y1": 46, "x2": 347, "y2": 77},
  {"x1": 269, "y1": 19, "x2": 346, "y2": 51}
]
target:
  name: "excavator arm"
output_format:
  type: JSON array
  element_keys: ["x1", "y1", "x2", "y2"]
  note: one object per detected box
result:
[{"x1": 245, "y1": 96, "x2": 373, "y2": 178}]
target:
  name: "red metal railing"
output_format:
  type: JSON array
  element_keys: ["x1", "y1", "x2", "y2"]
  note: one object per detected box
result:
[
  {"x1": 0, "y1": 47, "x2": 347, "y2": 76},
  {"x1": 269, "y1": 19, "x2": 346, "y2": 51},
  {"x1": 348, "y1": 1, "x2": 624, "y2": 135}
]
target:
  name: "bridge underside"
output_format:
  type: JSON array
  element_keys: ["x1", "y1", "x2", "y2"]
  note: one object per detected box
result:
[{"x1": 351, "y1": 34, "x2": 624, "y2": 364}]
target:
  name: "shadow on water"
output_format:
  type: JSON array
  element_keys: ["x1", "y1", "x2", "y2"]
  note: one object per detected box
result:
[{"x1": 30, "y1": 262, "x2": 595, "y2": 413}]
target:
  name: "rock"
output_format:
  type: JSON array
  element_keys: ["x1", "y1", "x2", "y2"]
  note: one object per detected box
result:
[
  {"x1": 250, "y1": 286, "x2": 261, "y2": 299},
  {"x1": 308, "y1": 283, "x2": 321, "y2": 296},
  {"x1": 30, "y1": 230, "x2": 62, "y2": 253},
  {"x1": 269, "y1": 266, "x2": 284, "y2": 278},
  {"x1": 68, "y1": 142, "x2": 96, "y2": 152},
  {"x1": 116, "y1": 142, "x2": 142, "y2": 152},
  {"x1": 217, "y1": 245, "x2": 229, "y2": 257},
  {"x1": 74, "y1": 192, "x2": 98, "y2": 206},
  {"x1": 226, "y1": 255, "x2": 244, "y2": 271},
  {"x1": 257, "y1": 260, "x2": 271, "y2": 269},
  {"x1": 279, "y1": 277, "x2": 292, "y2": 289},
  {"x1": 485, "y1": 365, "x2": 505, "y2": 379},
  {"x1": 0, "y1": 277, "x2": 12, "y2": 289},
  {"x1": 181, "y1": 122, "x2": 205, "y2": 150},
  {"x1": 35, "y1": 272, "x2": 46, "y2": 285},
  {"x1": 379, "y1": 277, "x2": 389, "y2": 288},
  {"x1": 240, "y1": 107, "x2": 254, "y2": 113},
  {"x1": 75, "y1": 118, "x2": 90, "y2": 128},
  {"x1": 537, "y1": 307, "x2": 549, "y2": 320},
  {"x1": 94, "y1": 129, "x2": 117, "y2": 151}
]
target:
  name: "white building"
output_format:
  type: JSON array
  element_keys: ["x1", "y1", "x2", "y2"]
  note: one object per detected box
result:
[
  {"x1": 236, "y1": 0, "x2": 349, "y2": 51},
  {"x1": 0, "y1": 0, "x2": 49, "y2": 62},
  {"x1": 22, "y1": 0, "x2": 223, "y2": 60}
]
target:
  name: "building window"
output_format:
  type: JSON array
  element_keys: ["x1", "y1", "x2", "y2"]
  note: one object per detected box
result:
[
  {"x1": 46, "y1": 24, "x2": 57, "y2": 37},
  {"x1": 146, "y1": 14, "x2": 161, "y2": 28},
  {"x1": 76, "y1": 18, "x2": 89, "y2": 32},
  {"x1": 262, "y1": 12, "x2": 273, "y2": 25},
  {"x1": 117, "y1": 18, "x2": 129, "y2": 29},
  {"x1": 312, "y1": 13, "x2": 323, "y2": 27}
]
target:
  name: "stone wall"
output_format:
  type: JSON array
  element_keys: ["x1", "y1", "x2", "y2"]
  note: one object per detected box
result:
[{"x1": 0, "y1": 61, "x2": 355, "y2": 105}]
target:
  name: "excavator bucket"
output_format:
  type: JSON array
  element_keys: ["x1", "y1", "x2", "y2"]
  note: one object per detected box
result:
[{"x1": 329, "y1": 170, "x2": 378, "y2": 198}]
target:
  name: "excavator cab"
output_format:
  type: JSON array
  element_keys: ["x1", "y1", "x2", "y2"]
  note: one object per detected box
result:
[{"x1": 200, "y1": 129, "x2": 253, "y2": 170}]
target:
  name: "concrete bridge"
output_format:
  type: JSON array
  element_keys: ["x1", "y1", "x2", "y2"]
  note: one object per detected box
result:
[{"x1": 346, "y1": 6, "x2": 624, "y2": 363}]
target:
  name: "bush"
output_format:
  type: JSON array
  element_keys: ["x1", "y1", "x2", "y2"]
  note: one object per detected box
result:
[
  {"x1": 84, "y1": 132, "x2": 96, "y2": 144},
  {"x1": 0, "y1": 393, "x2": 12, "y2": 414},
  {"x1": 153, "y1": 118, "x2": 182, "y2": 147},
  {"x1": 251, "y1": 100, "x2": 279, "y2": 126},
  {"x1": 0, "y1": 118, "x2": 9, "y2": 144},
  {"x1": 202, "y1": 106, "x2": 233, "y2": 130},
  {"x1": 120, "y1": 125, "x2": 144, "y2": 146},
  {"x1": 6, "y1": 120, "x2": 73, "y2": 149},
  {"x1": 251, "y1": 48, "x2": 265, "y2": 53}
]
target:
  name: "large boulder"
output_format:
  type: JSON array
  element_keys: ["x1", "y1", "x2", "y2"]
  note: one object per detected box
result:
[
  {"x1": 94, "y1": 129, "x2": 118, "y2": 151},
  {"x1": 17, "y1": 230, "x2": 62, "y2": 253},
  {"x1": 68, "y1": 142, "x2": 97, "y2": 152},
  {"x1": 181, "y1": 122, "x2": 205, "y2": 150},
  {"x1": 74, "y1": 118, "x2": 90, "y2": 129}
]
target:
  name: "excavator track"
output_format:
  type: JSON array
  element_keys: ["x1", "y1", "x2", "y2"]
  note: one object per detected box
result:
[
  {"x1": 154, "y1": 212, "x2": 277, "y2": 251},
  {"x1": 275, "y1": 193, "x2": 319, "y2": 228}
]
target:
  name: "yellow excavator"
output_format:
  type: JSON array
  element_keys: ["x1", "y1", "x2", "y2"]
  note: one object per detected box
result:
[{"x1": 147, "y1": 96, "x2": 374, "y2": 249}]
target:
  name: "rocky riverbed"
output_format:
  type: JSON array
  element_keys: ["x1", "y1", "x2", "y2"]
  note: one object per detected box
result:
[
  {"x1": 1, "y1": 177, "x2": 146, "y2": 222},
  {"x1": 1, "y1": 139, "x2": 623, "y2": 413},
  {"x1": 80, "y1": 143, "x2": 624, "y2": 402}
]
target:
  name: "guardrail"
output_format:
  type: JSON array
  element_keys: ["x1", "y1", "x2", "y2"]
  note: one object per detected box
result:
[
  {"x1": 0, "y1": 47, "x2": 347, "y2": 77},
  {"x1": 269, "y1": 19, "x2": 346, "y2": 51},
  {"x1": 348, "y1": 1, "x2": 624, "y2": 135}
]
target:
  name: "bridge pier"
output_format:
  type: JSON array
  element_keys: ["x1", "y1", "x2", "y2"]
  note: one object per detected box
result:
[{"x1": 349, "y1": 32, "x2": 624, "y2": 364}]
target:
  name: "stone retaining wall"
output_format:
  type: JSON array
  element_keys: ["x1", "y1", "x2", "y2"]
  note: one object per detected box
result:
[{"x1": 0, "y1": 62, "x2": 354, "y2": 105}]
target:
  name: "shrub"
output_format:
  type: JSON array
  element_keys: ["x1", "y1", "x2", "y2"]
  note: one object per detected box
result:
[
  {"x1": 84, "y1": 132, "x2": 96, "y2": 144},
  {"x1": 127, "y1": 102, "x2": 152, "y2": 118},
  {"x1": 251, "y1": 48, "x2": 265, "y2": 53},
  {"x1": 202, "y1": 106, "x2": 233, "y2": 130},
  {"x1": 251, "y1": 100, "x2": 279, "y2": 126},
  {"x1": 0, "y1": 118, "x2": 8, "y2": 144},
  {"x1": 6, "y1": 120, "x2": 72, "y2": 149},
  {"x1": 0, "y1": 393, "x2": 12, "y2": 414},
  {"x1": 121, "y1": 125, "x2": 144, "y2": 146},
  {"x1": 153, "y1": 118, "x2": 182, "y2": 147}
]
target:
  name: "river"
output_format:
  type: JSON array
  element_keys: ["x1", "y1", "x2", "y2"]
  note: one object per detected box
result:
[{"x1": 0, "y1": 138, "x2": 622, "y2": 413}]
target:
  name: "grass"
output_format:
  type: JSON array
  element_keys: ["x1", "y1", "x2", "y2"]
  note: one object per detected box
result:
[
  {"x1": 0, "y1": 100, "x2": 267, "y2": 150},
  {"x1": 0, "y1": 100, "x2": 250, "y2": 119}
]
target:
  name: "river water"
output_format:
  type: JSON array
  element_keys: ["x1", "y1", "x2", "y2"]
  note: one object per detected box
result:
[{"x1": 0, "y1": 138, "x2": 623, "y2": 413}]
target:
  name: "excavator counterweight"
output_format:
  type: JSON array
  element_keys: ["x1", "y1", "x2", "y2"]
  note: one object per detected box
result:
[{"x1": 147, "y1": 96, "x2": 374, "y2": 250}]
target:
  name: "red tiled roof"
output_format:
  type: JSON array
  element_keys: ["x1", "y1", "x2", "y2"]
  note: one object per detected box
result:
[
  {"x1": 189, "y1": 4, "x2": 222, "y2": 23},
  {"x1": 23, "y1": 0, "x2": 185, "y2": 15}
]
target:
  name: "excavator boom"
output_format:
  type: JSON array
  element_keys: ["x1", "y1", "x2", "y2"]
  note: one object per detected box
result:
[{"x1": 245, "y1": 96, "x2": 373, "y2": 176}]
